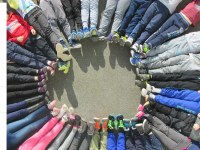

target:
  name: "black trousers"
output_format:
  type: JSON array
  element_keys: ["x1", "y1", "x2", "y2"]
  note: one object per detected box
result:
[
  {"x1": 7, "y1": 65, "x2": 38, "y2": 76},
  {"x1": 24, "y1": 35, "x2": 57, "y2": 61},
  {"x1": 148, "y1": 80, "x2": 200, "y2": 91},
  {"x1": 61, "y1": 0, "x2": 82, "y2": 31},
  {"x1": 7, "y1": 82, "x2": 39, "y2": 92},
  {"x1": 7, "y1": 73, "x2": 39, "y2": 84},
  {"x1": 144, "y1": 102, "x2": 196, "y2": 137},
  {"x1": 151, "y1": 71, "x2": 200, "y2": 81}
]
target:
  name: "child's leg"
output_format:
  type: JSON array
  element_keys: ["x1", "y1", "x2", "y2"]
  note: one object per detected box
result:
[
  {"x1": 89, "y1": 131, "x2": 101, "y2": 150},
  {"x1": 100, "y1": 131, "x2": 108, "y2": 150},
  {"x1": 117, "y1": 133, "x2": 125, "y2": 150},
  {"x1": 72, "y1": 0, "x2": 82, "y2": 30},
  {"x1": 107, "y1": 132, "x2": 117, "y2": 150},
  {"x1": 7, "y1": 65, "x2": 38, "y2": 75},
  {"x1": 98, "y1": 0, "x2": 118, "y2": 36},
  {"x1": 111, "y1": 0, "x2": 131, "y2": 34},
  {"x1": 90, "y1": 0, "x2": 99, "y2": 28},
  {"x1": 81, "y1": 0, "x2": 90, "y2": 28}
]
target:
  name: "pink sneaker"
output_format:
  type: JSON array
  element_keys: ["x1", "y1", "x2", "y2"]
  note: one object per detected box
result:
[
  {"x1": 137, "y1": 104, "x2": 144, "y2": 112},
  {"x1": 136, "y1": 111, "x2": 145, "y2": 120}
]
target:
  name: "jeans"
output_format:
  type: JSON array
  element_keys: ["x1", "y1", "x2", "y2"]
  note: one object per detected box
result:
[
  {"x1": 7, "y1": 41, "x2": 48, "y2": 69},
  {"x1": 7, "y1": 73, "x2": 36, "y2": 84},
  {"x1": 146, "y1": 13, "x2": 190, "y2": 48},
  {"x1": 130, "y1": 0, "x2": 170, "y2": 44},
  {"x1": 7, "y1": 106, "x2": 51, "y2": 150},
  {"x1": 7, "y1": 95, "x2": 45, "y2": 113},
  {"x1": 148, "y1": 54, "x2": 200, "y2": 74},
  {"x1": 25, "y1": 7, "x2": 59, "y2": 45},
  {"x1": 39, "y1": 0, "x2": 71, "y2": 40},
  {"x1": 7, "y1": 65, "x2": 38, "y2": 75},
  {"x1": 24, "y1": 35, "x2": 57, "y2": 61},
  {"x1": 19, "y1": 118, "x2": 65, "y2": 150},
  {"x1": 118, "y1": 0, "x2": 153, "y2": 36},
  {"x1": 7, "y1": 82, "x2": 39, "y2": 92},
  {"x1": 98, "y1": 0, "x2": 131, "y2": 36},
  {"x1": 143, "y1": 134, "x2": 163, "y2": 150},
  {"x1": 81, "y1": 0, "x2": 99, "y2": 28},
  {"x1": 107, "y1": 132, "x2": 125, "y2": 150},
  {"x1": 7, "y1": 101, "x2": 45, "y2": 123},
  {"x1": 61, "y1": 0, "x2": 82, "y2": 31}
]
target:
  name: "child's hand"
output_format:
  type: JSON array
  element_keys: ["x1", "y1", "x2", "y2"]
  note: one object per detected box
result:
[
  {"x1": 17, "y1": 36, "x2": 24, "y2": 42},
  {"x1": 31, "y1": 29, "x2": 36, "y2": 35}
]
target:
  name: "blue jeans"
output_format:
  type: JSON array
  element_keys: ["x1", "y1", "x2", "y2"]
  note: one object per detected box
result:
[
  {"x1": 107, "y1": 132, "x2": 125, "y2": 150},
  {"x1": 118, "y1": 0, "x2": 153, "y2": 36},
  {"x1": 7, "y1": 115, "x2": 51, "y2": 150},
  {"x1": 130, "y1": 0, "x2": 170, "y2": 44},
  {"x1": 146, "y1": 13, "x2": 190, "y2": 48},
  {"x1": 7, "y1": 41, "x2": 48, "y2": 69},
  {"x1": 143, "y1": 134, "x2": 163, "y2": 150}
]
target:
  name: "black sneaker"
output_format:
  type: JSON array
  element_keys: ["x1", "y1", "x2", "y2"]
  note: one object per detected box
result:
[
  {"x1": 78, "y1": 120, "x2": 88, "y2": 134},
  {"x1": 87, "y1": 121, "x2": 95, "y2": 135},
  {"x1": 136, "y1": 68, "x2": 148, "y2": 76},
  {"x1": 116, "y1": 114, "x2": 124, "y2": 133},
  {"x1": 74, "y1": 114, "x2": 81, "y2": 128},
  {"x1": 108, "y1": 115, "x2": 115, "y2": 132},
  {"x1": 142, "y1": 119, "x2": 152, "y2": 134}
]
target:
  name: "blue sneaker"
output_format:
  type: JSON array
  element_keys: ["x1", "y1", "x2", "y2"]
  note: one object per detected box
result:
[
  {"x1": 83, "y1": 27, "x2": 91, "y2": 38},
  {"x1": 130, "y1": 57, "x2": 141, "y2": 66},
  {"x1": 69, "y1": 39, "x2": 82, "y2": 49},
  {"x1": 77, "y1": 29, "x2": 84, "y2": 40},
  {"x1": 71, "y1": 30, "x2": 77, "y2": 40},
  {"x1": 123, "y1": 119, "x2": 131, "y2": 131},
  {"x1": 90, "y1": 27, "x2": 97, "y2": 37}
]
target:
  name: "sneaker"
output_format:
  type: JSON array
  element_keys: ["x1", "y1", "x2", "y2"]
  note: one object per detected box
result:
[
  {"x1": 135, "y1": 111, "x2": 145, "y2": 120},
  {"x1": 77, "y1": 29, "x2": 84, "y2": 40},
  {"x1": 130, "y1": 57, "x2": 141, "y2": 66},
  {"x1": 71, "y1": 30, "x2": 77, "y2": 40},
  {"x1": 97, "y1": 32, "x2": 106, "y2": 41},
  {"x1": 135, "y1": 80, "x2": 146, "y2": 88},
  {"x1": 136, "y1": 62, "x2": 146, "y2": 68},
  {"x1": 136, "y1": 68, "x2": 148, "y2": 76},
  {"x1": 74, "y1": 114, "x2": 82, "y2": 128},
  {"x1": 112, "y1": 32, "x2": 120, "y2": 43},
  {"x1": 93, "y1": 117, "x2": 101, "y2": 131},
  {"x1": 69, "y1": 39, "x2": 82, "y2": 49},
  {"x1": 142, "y1": 119, "x2": 152, "y2": 134},
  {"x1": 38, "y1": 79, "x2": 46, "y2": 87},
  {"x1": 143, "y1": 43, "x2": 150, "y2": 53},
  {"x1": 78, "y1": 120, "x2": 88, "y2": 133},
  {"x1": 130, "y1": 43, "x2": 139, "y2": 52},
  {"x1": 123, "y1": 119, "x2": 131, "y2": 131},
  {"x1": 39, "y1": 67, "x2": 47, "y2": 74},
  {"x1": 87, "y1": 121, "x2": 95, "y2": 135},
  {"x1": 90, "y1": 27, "x2": 98, "y2": 37},
  {"x1": 108, "y1": 115, "x2": 115, "y2": 132},
  {"x1": 137, "y1": 104, "x2": 145, "y2": 112},
  {"x1": 102, "y1": 118, "x2": 108, "y2": 132},
  {"x1": 138, "y1": 74, "x2": 151, "y2": 81},
  {"x1": 58, "y1": 61, "x2": 70, "y2": 74},
  {"x1": 83, "y1": 27, "x2": 91, "y2": 38},
  {"x1": 125, "y1": 37, "x2": 134, "y2": 47},
  {"x1": 119, "y1": 36, "x2": 127, "y2": 46},
  {"x1": 130, "y1": 117, "x2": 138, "y2": 129},
  {"x1": 106, "y1": 33, "x2": 114, "y2": 42},
  {"x1": 49, "y1": 61, "x2": 58, "y2": 69},
  {"x1": 135, "y1": 123, "x2": 144, "y2": 135},
  {"x1": 60, "y1": 39, "x2": 68, "y2": 50},
  {"x1": 38, "y1": 85, "x2": 47, "y2": 93},
  {"x1": 116, "y1": 114, "x2": 124, "y2": 132}
]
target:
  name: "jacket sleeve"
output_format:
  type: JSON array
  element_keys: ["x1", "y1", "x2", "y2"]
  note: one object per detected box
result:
[
  {"x1": 15, "y1": 13, "x2": 33, "y2": 31},
  {"x1": 7, "y1": 31, "x2": 18, "y2": 43}
]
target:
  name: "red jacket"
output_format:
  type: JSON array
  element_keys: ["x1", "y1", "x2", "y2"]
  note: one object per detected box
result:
[{"x1": 7, "y1": 12, "x2": 33, "y2": 45}]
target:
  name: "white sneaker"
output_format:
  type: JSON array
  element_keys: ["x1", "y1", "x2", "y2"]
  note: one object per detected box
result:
[
  {"x1": 125, "y1": 37, "x2": 133, "y2": 47},
  {"x1": 130, "y1": 43, "x2": 139, "y2": 52}
]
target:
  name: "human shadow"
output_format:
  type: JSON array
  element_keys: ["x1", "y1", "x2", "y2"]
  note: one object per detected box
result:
[{"x1": 47, "y1": 61, "x2": 78, "y2": 108}]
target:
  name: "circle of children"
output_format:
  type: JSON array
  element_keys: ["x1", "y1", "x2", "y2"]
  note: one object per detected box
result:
[{"x1": 6, "y1": 0, "x2": 200, "y2": 149}]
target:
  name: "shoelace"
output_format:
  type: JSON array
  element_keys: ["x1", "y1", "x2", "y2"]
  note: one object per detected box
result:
[
  {"x1": 119, "y1": 120, "x2": 124, "y2": 128},
  {"x1": 108, "y1": 120, "x2": 114, "y2": 129}
]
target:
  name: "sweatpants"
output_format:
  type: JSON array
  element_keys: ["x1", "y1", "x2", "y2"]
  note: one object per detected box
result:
[
  {"x1": 145, "y1": 114, "x2": 192, "y2": 150},
  {"x1": 89, "y1": 131, "x2": 107, "y2": 150},
  {"x1": 145, "y1": 102, "x2": 196, "y2": 137},
  {"x1": 24, "y1": 35, "x2": 57, "y2": 61},
  {"x1": 39, "y1": 0, "x2": 71, "y2": 41},
  {"x1": 81, "y1": 0, "x2": 99, "y2": 28},
  {"x1": 24, "y1": 7, "x2": 59, "y2": 45},
  {"x1": 125, "y1": 129, "x2": 144, "y2": 150},
  {"x1": 118, "y1": 0, "x2": 153, "y2": 36},
  {"x1": 154, "y1": 95, "x2": 200, "y2": 115},
  {"x1": 7, "y1": 41, "x2": 48, "y2": 69},
  {"x1": 7, "y1": 88, "x2": 44, "y2": 101},
  {"x1": 146, "y1": 13, "x2": 190, "y2": 48},
  {"x1": 189, "y1": 117, "x2": 200, "y2": 142},
  {"x1": 58, "y1": 127, "x2": 78, "y2": 150},
  {"x1": 148, "y1": 80, "x2": 200, "y2": 91},
  {"x1": 7, "y1": 106, "x2": 51, "y2": 150},
  {"x1": 143, "y1": 31, "x2": 200, "y2": 64},
  {"x1": 7, "y1": 65, "x2": 38, "y2": 75},
  {"x1": 47, "y1": 124, "x2": 73, "y2": 150},
  {"x1": 7, "y1": 73, "x2": 37, "y2": 84},
  {"x1": 148, "y1": 54, "x2": 200, "y2": 74},
  {"x1": 7, "y1": 95, "x2": 45, "y2": 113},
  {"x1": 7, "y1": 101, "x2": 45, "y2": 123},
  {"x1": 61, "y1": 0, "x2": 82, "y2": 31},
  {"x1": 130, "y1": 0, "x2": 170, "y2": 44},
  {"x1": 107, "y1": 132, "x2": 125, "y2": 150},
  {"x1": 98, "y1": 0, "x2": 131, "y2": 36},
  {"x1": 19, "y1": 117, "x2": 64, "y2": 150},
  {"x1": 7, "y1": 82, "x2": 40, "y2": 92},
  {"x1": 68, "y1": 121, "x2": 88, "y2": 150}
]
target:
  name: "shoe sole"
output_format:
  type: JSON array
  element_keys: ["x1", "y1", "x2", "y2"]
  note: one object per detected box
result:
[
  {"x1": 125, "y1": 41, "x2": 132, "y2": 47},
  {"x1": 112, "y1": 35, "x2": 119, "y2": 43},
  {"x1": 119, "y1": 38, "x2": 125, "y2": 46},
  {"x1": 130, "y1": 57, "x2": 136, "y2": 66}
]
